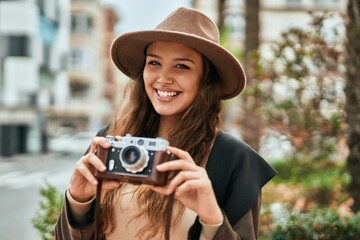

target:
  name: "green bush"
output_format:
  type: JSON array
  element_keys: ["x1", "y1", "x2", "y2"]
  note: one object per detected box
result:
[
  {"x1": 32, "y1": 181, "x2": 63, "y2": 240},
  {"x1": 271, "y1": 159, "x2": 349, "y2": 183},
  {"x1": 270, "y1": 208, "x2": 360, "y2": 240},
  {"x1": 270, "y1": 159, "x2": 351, "y2": 206},
  {"x1": 301, "y1": 166, "x2": 350, "y2": 206},
  {"x1": 270, "y1": 159, "x2": 320, "y2": 183}
]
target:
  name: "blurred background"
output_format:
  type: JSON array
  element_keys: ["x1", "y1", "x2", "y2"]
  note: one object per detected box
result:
[{"x1": 1, "y1": 0, "x2": 360, "y2": 239}]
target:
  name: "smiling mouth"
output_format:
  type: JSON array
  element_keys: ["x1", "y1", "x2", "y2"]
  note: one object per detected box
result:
[{"x1": 156, "y1": 90, "x2": 180, "y2": 99}]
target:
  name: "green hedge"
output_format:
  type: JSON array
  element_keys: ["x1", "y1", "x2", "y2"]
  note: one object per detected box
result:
[{"x1": 270, "y1": 208, "x2": 360, "y2": 240}]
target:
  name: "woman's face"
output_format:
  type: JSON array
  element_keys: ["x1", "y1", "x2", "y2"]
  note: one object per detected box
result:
[{"x1": 143, "y1": 41, "x2": 204, "y2": 119}]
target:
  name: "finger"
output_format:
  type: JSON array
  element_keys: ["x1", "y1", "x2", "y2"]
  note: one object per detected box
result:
[
  {"x1": 73, "y1": 155, "x2": 105, "y2": 184},
  {"x1": 166, "y1": 171, "x2": 199, "y2": 194},
  {"x1": 74, "y1": 161, "x2": 98, "y2": 185},
  {"x1": 102, "y1": 180, "x2": 122, "y2": 190},
  {"x1": 152, "y1": 185, "x2": 169, "y2": 195},
  {"x1": 156, "y1": 159, "x2": 196, "y2": 172},
  {"x1": 82, "y1": 153, "x2": 107, "y2": 172},
  {"x1": 167, "y1": 146, "x2": 194, "y2": 163},
  {"x1": 174, "y1": 179, "x2": 206, "y2": 196},
  {"x1": 89, "y1": 136, "x2": 111, "y2": 153}
]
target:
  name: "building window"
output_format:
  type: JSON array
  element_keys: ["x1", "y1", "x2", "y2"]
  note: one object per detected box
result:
[
  {"x1": 37, "y1": 0, "x2": 45, "y2": 15},
  {"x1": 41, "y1": 44, "x2": 51, "y2": 71},
  {"x1": 314, "y1": 0, "x2": 339, "y2": 5},
  {"x1": 69, "y1": 48, "x2": 83, "y2": 68},
  {"x1": 67, "y1": 47, "x2": 95, "y2": 71},
  {"x1": 286, "y1": 0, "x2": 301, "y2": 5},
  {"x1": 70, "y1": 82, "x2": 88, "y2": 98},
  {"x1": 71, "y1": 13, "x2": 94, "y2": 35},
  {"x1": 0, "y1": 36, "x2": 6, "y2": 58},
  {"x1": 8, "y1": 36, "x2": 29, "y2": 57}
]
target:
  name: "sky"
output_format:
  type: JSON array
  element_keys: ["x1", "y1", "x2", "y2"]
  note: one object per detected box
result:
[{"x1": 101, "y1": 0, "x2": 192, "y2": 33}]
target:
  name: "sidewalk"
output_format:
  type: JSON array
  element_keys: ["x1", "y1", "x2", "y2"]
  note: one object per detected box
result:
[
  {"x1": 0, "y1": 152, "x2": 79, "y2": 162},
  {"x1": 0, "y1": 152, "x2": 52, "y2": 161},
  {"x1": 0, "y1": 152, "x2": 77, "y2": 182}
]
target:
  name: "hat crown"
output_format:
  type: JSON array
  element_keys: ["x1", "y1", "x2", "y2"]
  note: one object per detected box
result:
[{"x1": 155, "y1": 7, "x2": 219, "y2": 44}]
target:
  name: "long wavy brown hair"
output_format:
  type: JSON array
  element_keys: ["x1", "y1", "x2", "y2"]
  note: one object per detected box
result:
[{"x1": 98, "y1": 55, "x2": 222, "y2": 239}]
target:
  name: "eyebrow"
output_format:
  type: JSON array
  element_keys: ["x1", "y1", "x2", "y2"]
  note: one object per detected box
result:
[{"x1": 146, "y1": 53, "x2": 195, "y2": 64}]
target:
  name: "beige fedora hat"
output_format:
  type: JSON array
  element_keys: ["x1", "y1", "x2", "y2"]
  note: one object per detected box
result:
[{"x1": 110, "y1": 7, "x2": 246, "y2": 99}]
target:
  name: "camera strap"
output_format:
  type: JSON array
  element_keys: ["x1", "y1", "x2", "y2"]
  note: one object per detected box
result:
[
  {"x1": 94, "y1": 179, "x2": 103, "y2": 240},
  {"x1": 93, "y1": 181, "x2": 174, "y2": 240},
  {"x1": 165, "y1": 192, "x2": 175, "y2": 240}
]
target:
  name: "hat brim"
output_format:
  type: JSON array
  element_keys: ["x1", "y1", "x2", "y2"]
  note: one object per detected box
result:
[{"x1": 110, "y1": 30, "x2": 246, "y2": 100}]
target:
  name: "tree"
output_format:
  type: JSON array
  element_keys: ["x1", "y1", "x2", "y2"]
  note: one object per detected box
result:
[
  {"x1": 245, "y1": 0, "x2": 260, "y2": 67},
  {"x1": 242, "y1": 0, "x2": 263, "y2": 151},
  {"x1": 247, "y1": 12, "x2": 346, "y2": 161},
  {"x1": 345, "y1": 0, "x2": 360, "y2": 212},
  {"x1": 217, "y1": 0, "x2": 226, "y2": 31}
]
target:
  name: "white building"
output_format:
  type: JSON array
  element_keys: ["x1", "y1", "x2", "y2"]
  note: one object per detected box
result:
[
  {"x1": 44, "y1": 0, "x2": 119, "y2": 136},
  {"x1": 0, "y1": 0, "x2": 70, "y2": 156},
  {"x1": 223, "y1": 0, "x2": 347, "y2": 48}
]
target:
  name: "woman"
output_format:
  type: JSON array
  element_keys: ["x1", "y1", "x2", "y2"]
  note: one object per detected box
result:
[{"x1": 55, "y1": 7, "x2": 276, "y2": 240}]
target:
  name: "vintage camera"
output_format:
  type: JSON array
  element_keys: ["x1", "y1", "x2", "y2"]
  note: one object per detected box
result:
[{"x1": 95, "y1": 134, "x2": 171, "y2": 186}]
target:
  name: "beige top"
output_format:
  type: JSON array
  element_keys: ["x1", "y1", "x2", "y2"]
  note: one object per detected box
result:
[{"x1": 67, "y1": 184, "x2": 221, "y2": 240}]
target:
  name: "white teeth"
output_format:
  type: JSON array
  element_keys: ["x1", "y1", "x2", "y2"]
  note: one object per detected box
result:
[{"x1": 157, "y1": 90, "x2": 178, "y2": 98}]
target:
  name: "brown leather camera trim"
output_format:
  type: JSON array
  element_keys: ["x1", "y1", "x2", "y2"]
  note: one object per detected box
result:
[{"x1": 94, "y1": 146, "x2": 171, "y2": 186}]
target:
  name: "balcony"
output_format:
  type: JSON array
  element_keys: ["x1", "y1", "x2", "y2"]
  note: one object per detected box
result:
[
  {"x1": 0, "y1": 1, "x2": 38, "y2": 35},
  {"x1": 2, "y1": 57, "x2": 38, "y2": 107}
]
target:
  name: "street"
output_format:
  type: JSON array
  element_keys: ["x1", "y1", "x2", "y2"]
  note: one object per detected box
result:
[{"x1": 0, "y1": 153, "x2": 79, "y2": 240}]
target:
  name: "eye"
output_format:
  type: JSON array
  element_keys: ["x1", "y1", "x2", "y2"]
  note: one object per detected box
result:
[
  {"x1": 175, "y1": 64, "x2": 190, "y2": 70},
  {"x1": 147, "y1": 60, "x2": 160, "y2": 66}
]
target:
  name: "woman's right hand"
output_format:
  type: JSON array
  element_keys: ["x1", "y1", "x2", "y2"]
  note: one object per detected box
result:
[{"x1": 68, "y1": 136, "x2": 121, "y2": 203}]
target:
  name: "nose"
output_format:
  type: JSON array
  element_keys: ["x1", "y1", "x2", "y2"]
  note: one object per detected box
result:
[
  {"x1": 156, "y1": 69, "x2": 174, "y2": 84},
  {"x1": 157, "y1": 77, "x2": 173, "y2": 84}
]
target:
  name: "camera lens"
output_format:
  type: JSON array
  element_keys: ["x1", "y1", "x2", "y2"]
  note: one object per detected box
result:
[
  {"x1": 122, "y1": 146, "x2": 140, "y2": 164},
  {"x1": 120, "y1": 146, "x2": 149, "y2": 173}
]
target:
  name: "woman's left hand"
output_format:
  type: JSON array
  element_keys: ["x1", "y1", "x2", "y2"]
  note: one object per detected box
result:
[{"x1": 152, "y1": 146, "x2": 223, "y2": 225}]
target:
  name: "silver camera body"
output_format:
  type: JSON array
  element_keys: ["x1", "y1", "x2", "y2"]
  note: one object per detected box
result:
[{"x1": 95, "y1": 134, "x2": 171, "y2": 186}]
